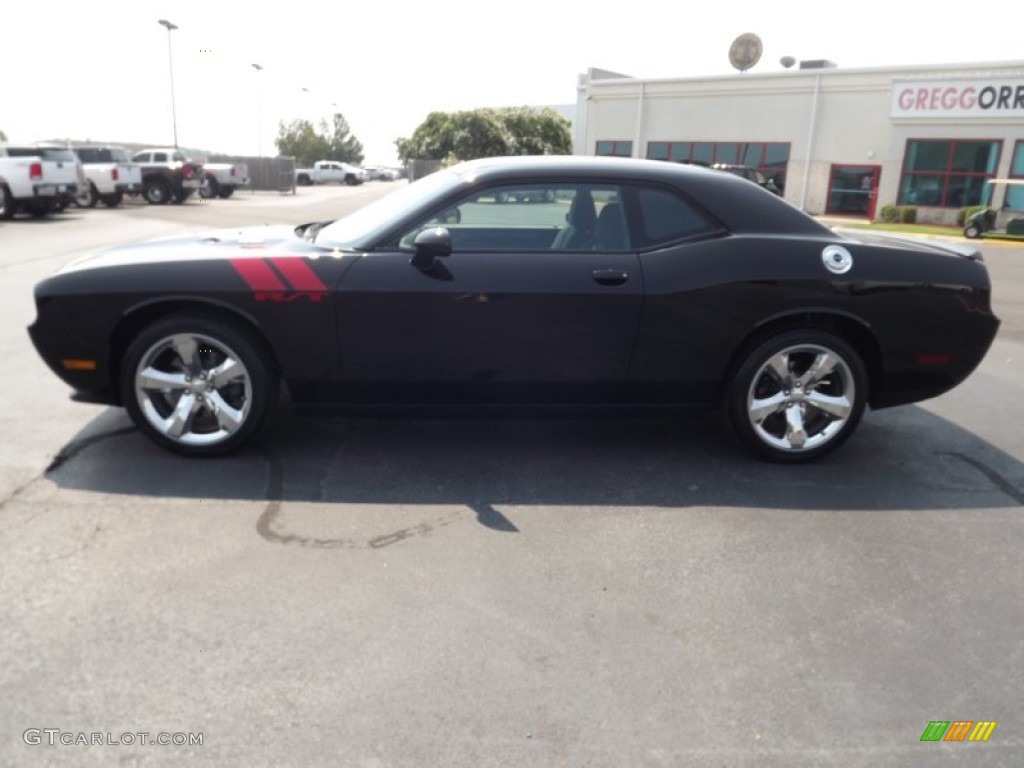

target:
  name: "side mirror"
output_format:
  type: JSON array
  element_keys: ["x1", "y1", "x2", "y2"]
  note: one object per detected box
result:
[{"x1": 411, "y1": 226, "x2": 452, "y2": 271}]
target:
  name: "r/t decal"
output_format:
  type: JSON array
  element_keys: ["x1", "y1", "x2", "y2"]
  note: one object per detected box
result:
[{"x1": 229, "y1": 257, "x2": 328, "y2": 300}]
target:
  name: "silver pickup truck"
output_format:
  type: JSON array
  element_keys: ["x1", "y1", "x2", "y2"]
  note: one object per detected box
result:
[
  {"x1": 0, "y1": 145, "x2": 79, "y2": 218},
  {"x1": 72, "y1": 146, "x2": 144, "y2": 208}
]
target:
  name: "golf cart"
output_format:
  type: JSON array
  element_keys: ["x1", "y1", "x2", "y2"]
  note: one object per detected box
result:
[{"x1": 963, "y1": 179, "x2": 1024, "y2": 239}]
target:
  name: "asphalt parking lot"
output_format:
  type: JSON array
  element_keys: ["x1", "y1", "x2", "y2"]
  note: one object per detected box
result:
[{"x1": 2, "y1": 184, "x2": 1023, "y2": 767}]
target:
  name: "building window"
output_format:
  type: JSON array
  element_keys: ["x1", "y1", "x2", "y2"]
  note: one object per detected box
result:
[
  {"x1": 897, "y1": 139, "x2": 1001, "y2": 208},
  {"x1": 646, "y1": 141, "x2": 791, "y2": 194},
  {"x1": 1007, "y1": 141, "x2": 1024, "y2": 211},
  {"x1": 596, "y1": 140, "x2": 632, "y2": 157}
]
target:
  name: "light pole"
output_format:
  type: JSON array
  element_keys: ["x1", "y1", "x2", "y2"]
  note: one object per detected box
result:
[
  {"x1": 157, "y1": 19, "x2": 179, "y2": 148},
  {"x1": 251, "y1": 63, "x2": 263, "y2": 158}
]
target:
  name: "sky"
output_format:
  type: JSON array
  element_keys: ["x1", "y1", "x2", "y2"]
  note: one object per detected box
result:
[{"x1": 2, "y1": 1, "x2": 1022, "y2": 165}]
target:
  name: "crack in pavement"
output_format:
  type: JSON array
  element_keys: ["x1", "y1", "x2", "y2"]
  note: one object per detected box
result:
[{"x1": 253, "y1": 443, "x2": 469, "y2": 549}]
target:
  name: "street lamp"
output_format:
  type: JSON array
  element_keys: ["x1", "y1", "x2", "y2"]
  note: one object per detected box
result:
[
  {"x1": 251, "y1": 63, "x2": 263, "y2": 158},
  {"x1": 157, "y1": 19, "x2": 179, "y2": 148}
]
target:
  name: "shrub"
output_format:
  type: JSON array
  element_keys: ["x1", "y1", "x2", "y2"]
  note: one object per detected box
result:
[
  {"x1": 899, "y1": 206, "x2": 917, "y2": 224},
  {"x1": 879, "y1": 204, "x2": 898, "y2": 223},
  {"x1": 958, "y1": 205, "x2": 988, "y2": 226}
]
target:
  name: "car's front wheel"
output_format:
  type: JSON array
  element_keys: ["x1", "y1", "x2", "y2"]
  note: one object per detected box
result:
[
  {"x1": 120, "y1": 314, "x2": 278, "y2": 455},
  {"x1": 727, "y1": 329, "x2": 867, "y2": 462},
  {"x1": 76, "y1": 182, "x2": 99, "y2": 208}
]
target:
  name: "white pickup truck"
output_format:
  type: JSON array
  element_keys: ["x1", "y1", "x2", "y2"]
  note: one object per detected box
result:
[
  {"x1": 198, "y1": 161, "x2": 249, "y2": 199},
  {"x1": 0, "y1": 145, "x2": 78, "y2": 218},
  {"x1": 295, "y1": 160, "x2": 366, "y2": 186},
  {"x1": 72, "y1": 146, "x2": 143, "y2": 208}
]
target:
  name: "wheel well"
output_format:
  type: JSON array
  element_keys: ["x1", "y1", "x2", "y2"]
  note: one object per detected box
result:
[
  {"x1": 108, "y1": 301, "x2": 281, "y2": 406},
  {"x1": 722, "y1": 312, "x2": 883, "y2": 405}
]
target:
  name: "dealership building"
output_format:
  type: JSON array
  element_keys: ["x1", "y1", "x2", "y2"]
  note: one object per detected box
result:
[{"x1": 573, "y1": 60, "x2": 1024, "y2": 223}]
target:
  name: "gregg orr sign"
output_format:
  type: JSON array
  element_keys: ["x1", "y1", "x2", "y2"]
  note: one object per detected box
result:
[{"x1": 892, "y1": 79, "x2": 1024, "y2": 118}]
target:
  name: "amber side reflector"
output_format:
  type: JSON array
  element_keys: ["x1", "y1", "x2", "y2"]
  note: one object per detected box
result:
[
  {"x1": 917, "y1": 354, "x2": 952, "y2": 364},
  {"x1": 61, "y1": 359, "x2": 97, "y2": 371}
]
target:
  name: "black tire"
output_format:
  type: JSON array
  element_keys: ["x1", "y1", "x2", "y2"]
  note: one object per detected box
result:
[
  {"x1": 27, "y1": 200, "x2": 53, "y2": 218},
  {"x1": 726, "y1": 329, "x2": 867, "y2": 462},
  {"x1": 201, "y1": 174, "x2": 220, "y2": 199},
  {"x1": 297, "y1": 174, "x2": 311, "y2": 186},
  {"x1": 0, "y1": 185, "x2": 13, "y2": 220},
  {"x1": 963, "y1": 223, "x2": 981, "y2": 239},
  {"x1": 144, "y1": 179, "x2": 171, "y2": 204},
  {"x1": 120, "y1": 313, "x2": 278, "y2": 456},
  {"x1": 101, "y1": 191, "x2": 124, "y2": 208},
  {"x1": 76, "y1": 182, "x2": 99, "y2": 209},
  {"x1": 218, "y1": 187, "x2": 234, "y2": 199},
  {"x1": 344, "y1": 174, "x2": 358, "y2": 186}
]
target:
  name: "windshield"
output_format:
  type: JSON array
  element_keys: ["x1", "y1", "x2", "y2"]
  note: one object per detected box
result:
[{"x1": 316, "y1": 169, "x2": 462, "y2": 248}]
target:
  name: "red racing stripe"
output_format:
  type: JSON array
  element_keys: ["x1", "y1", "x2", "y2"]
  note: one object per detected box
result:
[
  {"x1": 268, "y1": 257, "x2": 328, "y2": 292},
  {"x1": 229, "y1": 258, "x2": 287, "y2": 291}
]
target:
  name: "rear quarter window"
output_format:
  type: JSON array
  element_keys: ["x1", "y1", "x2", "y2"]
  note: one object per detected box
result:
[{"x1": 631, "y1": 187, "x2": 717, "y2": 248}]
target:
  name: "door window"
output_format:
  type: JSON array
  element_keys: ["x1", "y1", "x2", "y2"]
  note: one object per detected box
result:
[{"x1": 398, "y1": 184, "x2": 630, "y2": 252}]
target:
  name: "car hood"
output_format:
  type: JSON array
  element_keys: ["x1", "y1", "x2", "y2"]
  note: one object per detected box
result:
[
  {"x1": 55, "y1": 225, "x2": 351, "y2": 274},
  {"x1": 832, "y1": 227, "x2": 984, "y2": 261}
]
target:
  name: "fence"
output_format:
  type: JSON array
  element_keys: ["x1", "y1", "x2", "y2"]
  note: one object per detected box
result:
[
  {"x1": 206, "y1": 154, "x2": 296, "y2": 193},
  {"x1": 408, "y1": 159, "x2": 443, "y2": 182}
]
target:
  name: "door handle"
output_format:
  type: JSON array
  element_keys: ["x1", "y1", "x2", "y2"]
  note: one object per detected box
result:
[{"x1": 592, "y1": 269, "x2": 629, "y2": 286}]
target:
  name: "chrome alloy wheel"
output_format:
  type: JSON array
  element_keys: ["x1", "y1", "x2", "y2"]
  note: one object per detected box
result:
[
  {"x1": 134, "y1": 333, "x2": 252, "y2": 447},
  {"x1": 746, "y1": 343, "x2": 856, "y2": 452}
]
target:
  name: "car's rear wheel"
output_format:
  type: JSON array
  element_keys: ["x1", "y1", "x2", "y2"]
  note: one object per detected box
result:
[
  {"x1": 27, "y1": 200, "x2": 53, "y2": 218},
  {"x1": 727, "y1": 329, "x2": 867, "y2": 462},
  {"x1": 0, "y1": 184, "x2": 13, "y2": 220},
  {"x1": 201, "y1": 175, "x2": 219, "y2": 198},
  {"x1": 101, "y1": 191, "x2": 124, "y2": 208},
  {"x1": 121, "y1": 314, "x2": 278, "y2": 456},
  {"x1": 144, "y1": 179, "x2": 171, "y2": 204},
  {"x1": 964, "y1": 222, "x2": 982, "y2": 239}
]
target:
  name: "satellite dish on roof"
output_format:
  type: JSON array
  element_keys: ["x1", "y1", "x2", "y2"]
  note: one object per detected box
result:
[
  {"x1": 729, "y1": 33, "x2": 763, "y2": 73},
  {"x1": 780, "y1": 55, "x2": 796, "y2": 69}
]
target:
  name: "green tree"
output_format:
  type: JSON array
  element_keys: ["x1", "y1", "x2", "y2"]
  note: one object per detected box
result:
[
  {"x1": 275, "y1": 113, "x2": 364, "y2": 167},
  {"x1": 397, "y1": 107, "x2": 570, "y2": 164},
  {"x1": 0, "y1": 129, "x2": 7, "y2": 142},
  {"x1": 501, "y1": 107, "x2": 572, "y2": 155},
  {"x1": 326, "y1": 113, "x2": 364, "y2": 165}
]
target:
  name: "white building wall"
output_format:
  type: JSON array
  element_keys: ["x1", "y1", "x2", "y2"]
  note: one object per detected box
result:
[{"x1": 578, "y1": 62, "x2": 1024, "y2": 222}]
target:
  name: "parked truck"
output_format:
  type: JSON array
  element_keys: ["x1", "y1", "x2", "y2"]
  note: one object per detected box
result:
[
  {"x1": 131, "y1": 148, "x2": 203, "y2": 204},
  {"x1": 0, "y1": 145, "x2": 78, "y2": 218},
  {"x1": 199, "y1": 161, "x2": 250, "y2": 199},
  {"x1": 72, "y1": 146, "x2": 143, "y2": 208},
  {"x1": 294, "y1": 160, "x2": 366, "y2": 186}
]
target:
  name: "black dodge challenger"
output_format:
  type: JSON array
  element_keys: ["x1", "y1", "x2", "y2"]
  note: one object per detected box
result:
[{"x1": 28, "y1": 156, "x2": 1000, "y2": 461}]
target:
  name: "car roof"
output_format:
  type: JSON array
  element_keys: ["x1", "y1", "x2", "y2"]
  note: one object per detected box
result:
[{"x1": 444, "y1": 156, "x2": 829, "y2": 237}]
